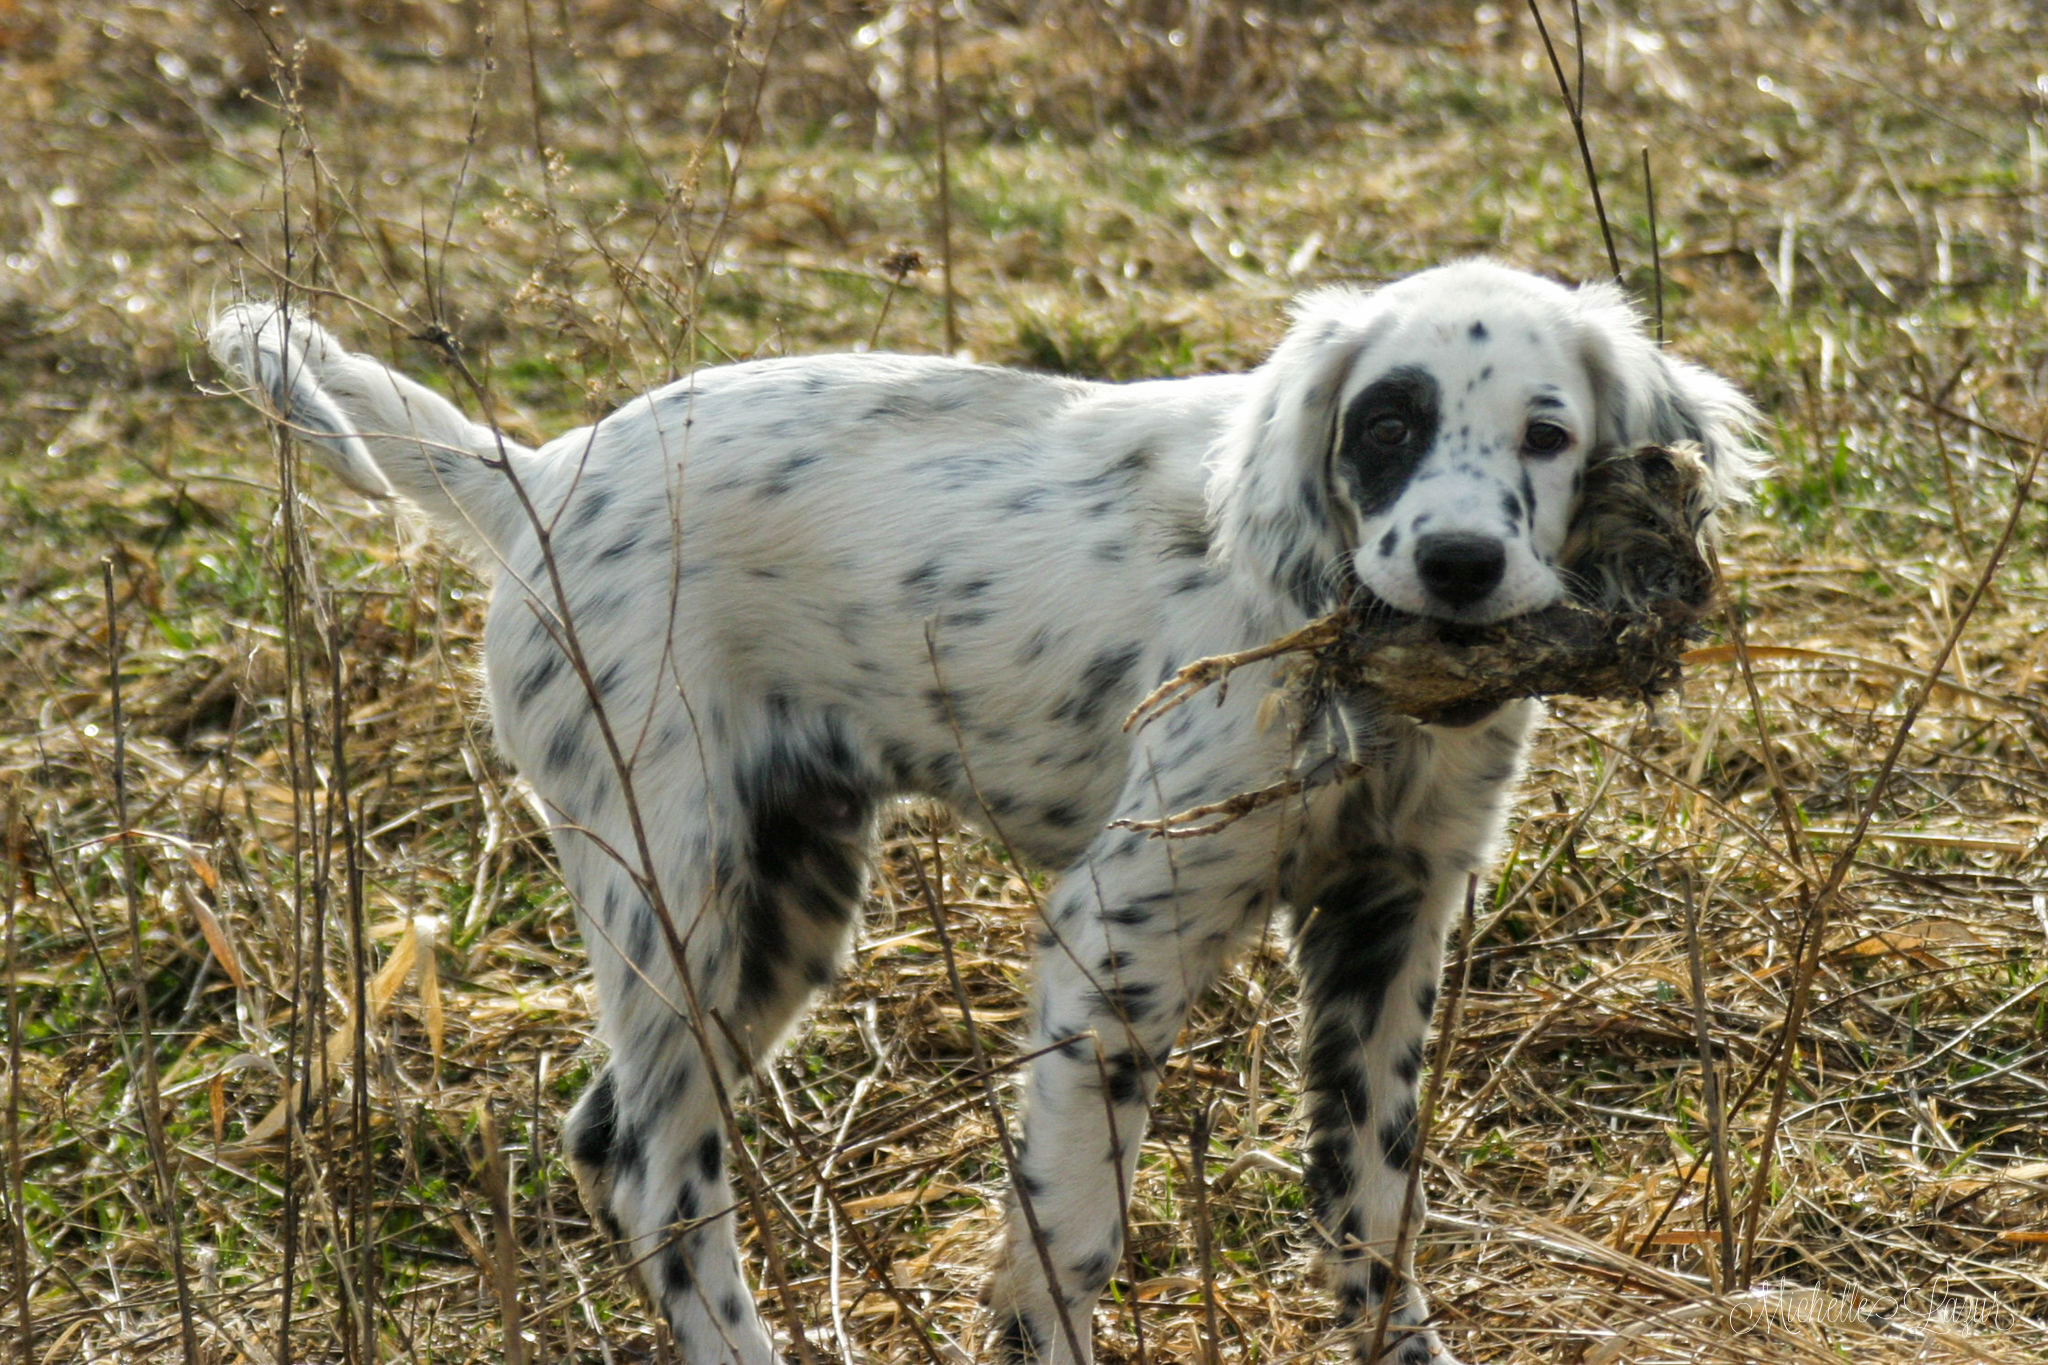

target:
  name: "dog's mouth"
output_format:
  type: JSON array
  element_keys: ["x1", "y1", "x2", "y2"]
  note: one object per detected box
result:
[{"x1": 1344, "y1": 578, "x2": 1561, "y2": 635}]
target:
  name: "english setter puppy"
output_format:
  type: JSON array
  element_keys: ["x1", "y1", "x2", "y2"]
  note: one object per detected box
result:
[{"x1": 210, "y1": 261, "x2": 1755, "y2": 1364}]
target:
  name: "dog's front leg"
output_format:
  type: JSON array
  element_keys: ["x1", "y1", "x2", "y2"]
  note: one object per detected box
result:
[
  {"x1": 987, "y1": 817, "x2": 1272, "y2": 1364},
  {"x1": 1295, "y1": 839, "x2": 1467, "y2": 1365}
]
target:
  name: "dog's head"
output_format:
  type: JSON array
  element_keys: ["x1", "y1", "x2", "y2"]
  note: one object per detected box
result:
[{"x1": 1210, "y1": 261, "x2": 1758, "y2": 622}]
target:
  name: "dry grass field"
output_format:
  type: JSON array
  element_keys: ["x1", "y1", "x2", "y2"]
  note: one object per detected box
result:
[{"x1": 4, "y1": 2, "x2": 2048, "y2": 1362}]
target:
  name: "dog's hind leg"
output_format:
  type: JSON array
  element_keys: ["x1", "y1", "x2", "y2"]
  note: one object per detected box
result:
[
  {"x1": 556, "y1": 719, "x2": 879, "y2": 1363},
  {"x1": 559, "y1": 853, "x2": 780, "y2": 1365}
]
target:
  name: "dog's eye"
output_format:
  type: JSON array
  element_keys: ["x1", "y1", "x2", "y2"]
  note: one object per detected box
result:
[
  {"x1": 1523, "y1": 421, "x2": 1571, "y2": 456},
  {"x1": 1368, "y1": 415, "x2": 1409, "y2": 445}
]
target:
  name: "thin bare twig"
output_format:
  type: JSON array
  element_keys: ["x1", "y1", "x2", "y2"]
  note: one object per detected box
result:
[
  {"x1": 1643, "y1": 147, "x2": 1664, "y2": 344},
  {"x1": 1124, "y1": 615, "x2": 1344, "y2": 732},
  {"x1": 909, "y1": 843, "x2": 1088, "y2": 1365},
  {"x1": 479, "y1": 1104, "x2": 530, "y2": 1365},
  {"x1": 1111, "y1": 769, "x2": 1352, "y2": 840},
  {"x1": 4, "y1": 794, "x2": 27, "y2": 1365},
  {"x1": 1528, "y1": 0, "x2": 1624, "y2": 285},
  {"x1": 1191, "y1": 1103, "x2": 1223, "y2": 1365},
  {"x1": 1680, "y1": 871, "x2": 1737, "y2": 1293},
  {"x1": 929, "y1": 0, "x2": 958, "y2": 353},
  {"x1": 105, "y1": 560, "x2": 201, "y2": 1365},
  {"x1": 328, "y1": 618, "x2": 375, "y2": 1364},
  {"x1": 1367, "y1": 876, "x2": 1478, "y2": 1364}
]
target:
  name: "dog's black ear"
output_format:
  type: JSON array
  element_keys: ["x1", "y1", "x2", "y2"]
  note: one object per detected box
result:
[
  {"x1": 1570, "y1": 283, "x2": 1762, "y2": 512},
  {"x1": 1209, "y1": 291, "x2": 1397, "y2": 614}
]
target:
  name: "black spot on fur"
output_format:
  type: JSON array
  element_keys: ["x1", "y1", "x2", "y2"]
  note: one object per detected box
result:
[
  {"x1": 1100, "y1": 1050, "x2": 1154, "y2": 1106},
  {"x1": 1074, "y1": 445, "x2": 1155, "y2": 491},
  {"x1": 1468, "y1": 320, "x2": 1489, "y2": 342},
  {"x1": 1299, "y1": 864, "x2": 1425, "y2": 1042},
  {"x1": 1337, "y1": 367, "x2": 1441, "y2": 517},
  {"x1": 1397, "y1": 1335, "x2": 1435, "y2": 1364},
  {"x1": 901, "y1": 558, "x2": 942, "y2": 601},
  {"x1": 756, "y1": 450, "x2": 822, "y2": 499},
  {"x1": 1316, "y1": 1057, "x2": 1372, "y2": 1127},
  {"x1": 1088, "y1": 979, "x2": 1157, "y2": 1024},
  {"x1": 1164, "y1": 519, "x2": 1211, "y2": 558},
  {"x1": 733, "y1": 722, "x2": 875, "y2": 1008},
  {"x1": 1401, "y1": 846, "x2": 1431, "y2": 883},
  {"x1": 658, "y1": 1238, "x2": 693, "y2": 1296},
  {"x1": 878, "y1": 740, "x2": 918, "y2": 785},
  {"x1": 721, "y1": 1291, "x2": 748, "y2": 1326},
  {"x1": 613, "y1": 1116, "x2": 645, "y2": 1189},
  {"x1": 625, "y1": 904, "x2": 656, "y2": 963},
  {"x1": 513, "y1": 649, "x2": 562, "y2": 711},
  {"x1": 570, "y1": 486, "x2": 613, "y2": 530},
  {"x1": 924, "y1": 686, "x2": 966, "y2": 726},
  {"x1": 1417, "y1": 981, "x2": 1439, "y2": 1019},
  {"x1": 1050, "y1": 643, "x2": 1142, "y2": 727},
  {"x1": 578, "y1": 592, "x2": 627, "y2": 625},
  {"x1": 696, "y1": 1130, "x2": 722, "y2": 1183},
  {"x1": 567, "y1": 1070, "x2": 617, "y2": 1170},
  {"x1": 1380, "y1": 1098, "x2": 1418, "y2": 1170},
  {"x1": 545, "y1": 717, "x2": 584, "y2": 774},
  {"x1": 1395, "y1": 1039, "x2": 1424, "y2": 1086},
  {"x1": 1304, "y1": 1127, "x2": 1357, "y2": 1226},
  {"x1": 1040, "y1": 801, "x2": 1086, "y2": 829},
  {"x1": 1069, "y1": 1250, "x2": 1114, "y2": 1290},
  {"x1": 994, "y1": 1310, "x2": 1043, "y2": 1363},
  {"x1": 596, "y1": 529, "x2": 643, "y2": 563}
]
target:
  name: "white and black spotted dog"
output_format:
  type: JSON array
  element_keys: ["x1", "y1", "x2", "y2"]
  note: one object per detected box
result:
[{"x1": 210, "y1": 261, "x2": 1755, "y2": 1365}]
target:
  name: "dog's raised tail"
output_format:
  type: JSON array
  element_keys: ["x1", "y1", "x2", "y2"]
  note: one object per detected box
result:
[{"x1": 209, "y1": 303, "x2": 535, "y2": 557}]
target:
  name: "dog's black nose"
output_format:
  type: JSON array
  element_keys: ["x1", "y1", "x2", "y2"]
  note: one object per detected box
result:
[{"x1": 1414, "y1": 533, "x2": 1506, "y2": 610}]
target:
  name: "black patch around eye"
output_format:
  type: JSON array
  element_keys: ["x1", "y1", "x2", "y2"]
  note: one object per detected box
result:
[{"x1": 1336, "y1": 366, "x2": 1440, "y2": 517}]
